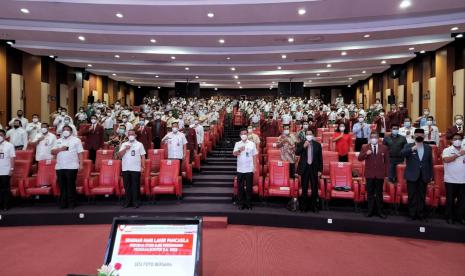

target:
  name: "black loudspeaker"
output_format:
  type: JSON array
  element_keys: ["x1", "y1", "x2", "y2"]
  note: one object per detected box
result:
[
  {"x1": 388, "y1": 95, "x2": 396, "y2": 104},
  {"x1": 389, "y1": 66, "x2": 402, "y2": 79},
  {"x1": 87, "y1": 95, "x2": 94, "y2": 104},
  {"x1": 83, "y1": 71, "x2": 90, "y2": 81},
  {"x1": 278, "y1": 82, "x2": 304, "y2": 97},
  {"x1": 175, "y1": 82, "x2": 200, "y2": 97}
]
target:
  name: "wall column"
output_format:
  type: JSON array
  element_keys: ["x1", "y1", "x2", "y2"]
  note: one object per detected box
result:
[
  {"x1": 435, "y1": 46, "x2": 455, "y2": 131},
  {"x1": 22, "y1": 53, "x2": 41, "y2": 118}
]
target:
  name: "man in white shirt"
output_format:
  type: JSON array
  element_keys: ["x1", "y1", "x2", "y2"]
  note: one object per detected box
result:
[
  {"x1": 6, "y1": 119, "x2": 28, "y2": 150},
  {"x1": 442, "y1": 133, "x2": 465, "y2": 224},
  {"x1": 233, "y1": 129, "x2": 258, "y2": 210},
  {"x1": 281, "y1": 107, "x2": 292, "y2": 127},
  {"x1": 162, "y1": 122, "x2": 188, "y2": 176},
  {"x1": 118, "y1": 130, "x2": 146, "y2": 209},
  {"x1": 194, "y1": 120, "x2": 204, "y2": 153},
  {"x1": 102, "y1": 110, "x2": 116, "y2": 141},
  {"x1": 53, "y1": 108, "x2": 73, "y2": 131},
  {"x1": 26, "y1": 114, "x2": 42, "y2": 141},
  {"x1": 399, "y1": 117, "x2": 416, "y2": 144},
  {"x1": 121, "y1": 115, "x2": 133, "y2": 131},
  {"x1": 32, "y1": 123, "x2": 57, "y2": 161},
  {"x1": 56, "y1": 117, "x2": 77, "y2": 136},
  {"x1": 422, "y1": 116, "x2": 440, "y2": 145},
  {"x1": 8, "y1": 109, "x2": 28, "y2": 129},
  {"x1": 0, "y1": 129, "x2": 15, "y2": 210},
  {"x1": 51, "y1": 125, "x2": 84, "y2": 209}
]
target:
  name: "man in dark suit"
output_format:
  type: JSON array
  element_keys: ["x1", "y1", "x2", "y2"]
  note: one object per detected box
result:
[
  {"x1": 83, "y1": 114, "x2": 104, "y2": 163},
  {"x1": 296, "y1": 129, "x2": 323, "y2": 212},
  {"x1": 149, "y1": 114, "x2": 166, "y2": 149},
  {"x1": 445, "y1": 114, "x2": 464, "y2": 140},
  {"x1": 400, "y1": 128, "x2": 434, "y2": 220},
  {"x1": 260, "y1": 113, "x2": 279, "y2": 142},
  {"x1": 373, "y1": 109, "x2": 390, "y2": 138},
  {"x1": 335, "y1": 112, "x2": 350, "y2": 130},
  {"x1": 358, "y1": 132, "x2": 390, "y2": 218},
  {"x1": 134, "y1": 118, "x2": 152, "y2": 153}
]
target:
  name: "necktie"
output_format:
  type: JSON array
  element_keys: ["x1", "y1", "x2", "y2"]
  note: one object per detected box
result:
[
  {"x1": 307, "y1": 143, "x2": 313, "y2": 165},
  {"x1": 373, "y1": 145, "x2": 377, "y2": 156},
  {"x1": 428, "y1": 127, "x2": 432, "y2": 140},
  {"x1": 361, "y1": 124, "x2": 364, "y2": 139}
]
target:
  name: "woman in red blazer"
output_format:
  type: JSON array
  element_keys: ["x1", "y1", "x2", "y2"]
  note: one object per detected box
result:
[{"x1": 332, "y1": 123, "x2": 352, "y2": 162}]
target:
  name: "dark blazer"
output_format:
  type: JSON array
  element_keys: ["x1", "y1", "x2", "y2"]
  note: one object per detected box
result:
[
  {"x1": 295, "y1": 140, "x2": 323, "y2": 176},
  {"x1": 373, "y1": 116, "x2": 391, "y2": 133},
  {"x1": 135, "y1": 125, "x2": 152, "y2": 152},
  {"x1": 83, "y1": 123, "x2": 104, "y2": 150},
  {"x1": 260, "y1": 119, "x2": 279, "y2": 138},
  {"x1": 358, "y1": 143, "x2": 390, "y2": 179},
  {"x1": 149, "y1": 119, "x2": 167, "y2": 139},
  {"x1": 400, "y1": 143, "x2": 433, "y2": 183},
  {"x1": 445, "y1": 125, "x2": 463, "y2": 140}
]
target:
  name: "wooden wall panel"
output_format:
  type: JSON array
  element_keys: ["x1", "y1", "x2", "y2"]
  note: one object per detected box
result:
[
  {"x1": 48, "y1": 61, "x2": 57, "y2": 119},
  {"x1": 435, "y1": 46, "x2": 454, "y2": 131},
  {"x1": 0, "y1": 46, "x2": 7, "y2": 126},
  {"x1": 22, "y1": 52, "x2": 41, "y2": 117}
]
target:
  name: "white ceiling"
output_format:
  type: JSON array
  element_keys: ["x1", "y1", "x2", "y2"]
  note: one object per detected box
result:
[{"x1": 0, "y1": 0, "x2": 464, "y2": 88}]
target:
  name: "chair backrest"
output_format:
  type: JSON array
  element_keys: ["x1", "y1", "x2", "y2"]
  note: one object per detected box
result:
[
  {"x1": 267, "y1": 149, "x2": 282, "y2": 163},
  {"x1": 317, "y1": 128, "x2": 329, "y2": 138},
  {"x1": 15, "y1": 150, "x2": 34, "y2": 162},
  {"x1": 266, "y1": 137, "x2": 279, "y2": 145},
  {"x1": 396, "y1": 164, "x2": 407, "y2": 193},
  {"x1": 148, "y1": 149, "x2": 165, "y2": 173},
  {"x1": 36, "y1": 160, "x2": 57, "y2": 187},
  {"x1": 433, "y1": 165, "x2": 444, "y2": 195},
  {"x1": 430, "y1": 145, "x2": 439, "y2": 165},
  {"x1": 159, "y1": 160, "x2": 180, "y2": 185},
  {"x1": 99, "y1": 160, "x2": 121, "y2": 187},
  {"x1": 348, "y1": 152, "x2": 364, "y2": 177},
  {"x1": 322, "y1": 132, "x2": 334, "y2": 145},
  {"x1": 330, "y1": 162, "x2": 353, "y2": 188},
  {"x1": 160, "y1": 143, "x2": 169, "y2": 158},
  {"x1": 95, "y1": 150, "x2": 115, "y2": 171},
  {"x1": 11, "y1": 160, "x2": 31, "y2": 188},
  {"x1": 81, "y1": 150, "x2": 89, "y2": 160},
  {"x1": 323, "y1": 151, "x2": 339, "y2": 175},
  {"x1": 269, "y1": 160, "x2": 290, "y2": 187},
  {"x1": 142, "y1": 159, "x2": 151, "y2": 179},
  {"x1": 76, "y1": 160, "x2": 92, "y2": 188},
  {"x1": 204, "y1": 132, "x2": 211, "y2": 143}
]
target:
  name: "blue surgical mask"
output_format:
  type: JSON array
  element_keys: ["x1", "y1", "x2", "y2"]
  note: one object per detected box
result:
[
  {"x1": 404, "y1": 122, "x2": 411, "y2": 128},
  {"x1": 392, "y1": 129, "x2": 399, "y2": 136}
]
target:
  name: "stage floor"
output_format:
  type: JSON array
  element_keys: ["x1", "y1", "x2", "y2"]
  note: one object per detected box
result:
[{"x1": 1, "y1": 201, "x2": 464, "y2": 243}]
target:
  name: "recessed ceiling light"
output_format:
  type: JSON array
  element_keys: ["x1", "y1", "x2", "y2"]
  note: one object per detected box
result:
[
  {"x1": 326, "y1": 64, "x2": 332, "y2": 68},
  {"x1": 409, "y1": 47, "x2": 415, "y2": 50},
  {"x1": 239, "y1": 86, "x2": 243, "y2": 89},
  {"x1": 195, "y1": 75, "x2": 199, "y2": 79},
  {"x1": 281, "y1": 54, "x2": 287, "y2": 59},
  {"x1": 207, "y1": 12, "x2": 214, "y2": 18},
  {"x1": 362, "y1": 70, "x2": 367, "y2": 74},
  {"x1": 20, "y1": 8, "x2": 30, "y2": 14},
  {"x1": 116, "y1": 13, "x2": 124, "y2": 18},
  {"x1": 316, "y1": 73, "x2": 321, "y2": 76},
  {"x1": 6, "y1": 41, "x2": 14, "y2": 45},
  {"x1": 451, "y1": 26, "x2": 459, "y2": 31},
  {"x1": 87, "y1": 64, "x2": 92, "y2": 67},
  {"x1": 288, "y1": 37, "x2": 294, "y2": 43},
  {"x1": 155, "y1": 75, "x2": 159, "y2": 78},
  {"x1": 341, "y1": 51, "x2": 347, "y2": 56},
  {"x1": 49, "y1": 55, "x2": 55, "y2": 58},
  {"x1": 308, "y1": 80, "x2": 312, "y2": 83},
  {"x1": 114, "y1": 54, "x2": 120, "y2": 58},
  {"x1": 112, "y1": 73, "x2": 117, "y2": 76},
  {"x1": 150, "y1": 38, "x2": 157, "y2": 43},
  {"x1": 348, "y1": 77, "x2": 353, "y2": 80},
  {"x1": 298, "y1": 8, "x2": 306, "y2": 15},
  {"x1": 185, "y1": 67, "x2": 190, "y2": 71},
  {"x1": 348, "y1": 84, "x2": 352, "y2": 88},
  {"x1": 363, "y1": 34, "x2": 371, "y2": 38},
  {"x1": 381, "y1": 60, "x2": 387, "y2": 64},
  {"x1": 218, "y1": 39, "x2": 225, "y2": 44},
  {"x1": 457, "y1": 34, "x2": 464, "y2": 38},
  {"x1": 214, "y1": 88, "x2": 218, "y2": 91},
  {"x1": 230, "y1": 67, "x2": 236, "y2": 71},
  {"x1": 234, "y1": 75, "x2": 239, "y2": 79},
  {"x1": 237, "y1": 81, "x2": 241, "y2": 84},
  {"x1": 78, "y1": 36, "x2": 86, "y2": 41},
  {"x1": 226, "y1": 57, "x2": 231, "y2": 60},
  {"x1": 138, "y1": 86, "x2": 141, "y2": 88},
  {"x1": 171, "y1": 56, "x2": 176, "y2": 60},
  {"x1": 277, "y1": 66, "x2": 282, "y2": 70},
  {"x1": 269, "y1": 87, "x2": 273, "y2": 90},
  {"x1": 130, "y1": 79, "x2": 134, "y2": 82},
  {"x1": 157, "y1": 86, "x2": 161, "y2": 89},
  {"x1": 399, "y1": 0, "x2": 411, "y2": 9},
  {"x1": 420, "y1": 50, "x2": 426, "y2": 54},
  {"x1": 201, "y1": 81, "x2": 207, "y2": 84}
]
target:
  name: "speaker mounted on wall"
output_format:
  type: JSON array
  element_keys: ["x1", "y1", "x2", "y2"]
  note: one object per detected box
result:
[{"x1": 278, "y1": 82, "x2": 304, "y2": 97}]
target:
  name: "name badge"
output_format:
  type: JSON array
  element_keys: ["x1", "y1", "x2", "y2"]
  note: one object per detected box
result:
[{"x1": 131, "y1": 150, "x2": 135, "y2": 156}]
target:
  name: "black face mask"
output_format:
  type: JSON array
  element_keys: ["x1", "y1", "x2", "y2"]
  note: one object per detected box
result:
[
  {"x1": 415, "y1": 136, "x2": 424, "y2": 143},
  {"x1": 14, "y1": 125, "x2": 19, "y2": 129},
  {"x1": 17, "y1": 114, "x2": 23, "y2": 117}
]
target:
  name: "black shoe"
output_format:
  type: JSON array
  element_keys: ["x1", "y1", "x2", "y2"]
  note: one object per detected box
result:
[
  {"x1": 377, "y1": 213, "x2": 387, "y2": 219},
  {"x1": 246, "y1": 204, "x2": 253, "y2": 210},
  {"x1": 134, "y1": 204, "x2": 140, "y2": 209},
  {"x1": 238, "y1": 204, "x2": 245, "y2": 210},
  {"x1": 59, "y1": 204, "x2": 67, "y2": 209},
  {"x1": 366, "y1": 212, "x2": 374, "y2": 218},
  {"x1": 446, "y1": 218, "x2": 453, "y2": 224},
  {"x1": 122, "y1": 203, "x2": 130, "y2": 208},
  {"x1": 459, "y1": 219, "x2": 465, "y2": 225}
]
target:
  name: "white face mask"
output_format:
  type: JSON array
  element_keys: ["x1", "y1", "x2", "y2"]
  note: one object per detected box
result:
[
  {"x1": 0, "y1": 136, "x2": 4, "y2": 143},
  {"x1": 61, "y1": 112, "x2": 66, "y2": 116},
  {"x1": 41, "y1": 127, "x2": 48, "y2": 134},
  {"x1": 426, "y1": 120, "x2": 433, "y2": 126},
  {"x1": 303, "y1": 124, "x2": 309, "y2": 129},
  {"x1": 306, "y1": 135, "x2": 314, "y2": 141},
  {"x1": 379, "y1": 113, "x2": 385, "y2": 117},
  {"x1": 240, "y1": 134, "x2": 248, "y2": 141},
  {"x1": 453, "y1": 140, "x2": 462, "y2": 147},
  {"x1": 64, "y1": 120, "x2": 70, "y2": 125},
  {"x1": 339, "y1": 127, "x2": 345, "y2": 132},
  {"x1": 122, "y1": 118, "x2": 128, "y2": 122},
  {"x1": 32, "y1": 118, "x2": 39, "y2": 123},
  {"x1": 128, "y1": 135, "x2": 136, "y2": 141},
  {"x1": 283, "y1": 130, "x2": 290, "y2": 135},
  {"x1": 172, "y1": 127, "x2": 178, "y2": 133},
  {"x1": 247, "y1": 129, "x2": 253, "y2": 133},
  {"x1": 456, "y1": 119, "x2": 463, "y2": 126},
  {"x1": 370, "y1": 138, "x2": 378, "y2": 145},
  {"x1": 358, "y1": 118, "x2": 364, "y2": 123},
  {"x1": 91, "y1": 119, "x2": 97, "y2": 124},
  {"x1": 62, "y1": 130, "x2": 71, "y2": 137}
]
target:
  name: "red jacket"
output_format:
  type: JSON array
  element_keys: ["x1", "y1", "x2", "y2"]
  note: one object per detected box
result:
[
  {"x1": 149, "y1": 119, "x2": 167, "y2": 139},
  {"x1": 358, "y1": 143, "x2": 390, "y2": 179},
  {"x1": 373, "y1": 116, "x2": 391, "y2": 133},
  {"x1": 135, "y1": 125, "x2": 152, "y2": 152},
  {"x1": 83, "y1": 124, "x2": 104, "y2": 150}
]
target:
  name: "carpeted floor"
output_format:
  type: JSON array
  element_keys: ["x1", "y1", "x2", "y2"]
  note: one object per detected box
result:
[{"x1": 0, "y1": 224, "x2": 464, "y2": 276}]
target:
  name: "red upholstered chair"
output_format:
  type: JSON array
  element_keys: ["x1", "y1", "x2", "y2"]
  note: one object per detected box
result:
[
  {"x1": 321, "y1": 143, "x2": 329, "y2": 151},
  {"x1": 322, "y1": 132, "x2": 334, "y2": 145},
  {"x1": 321, "y1": 151, "x2": 339, "y2": 199},
  {"x1": 266, "y1": 137, "x2": 279, "y2": 145},
  {"x1": 395, "y1": 164, "x2": 435, "y2": 207},
  {"x1": 15, "y1": 150, "x2": 34, "y2": 174},
  {"x1": 327, "y1": 162, "x2": 360, "y2": 207},
  {"x1": 11, "y1": 160, "x2": 31, "y2": 198},
  {"x1": 81, "y1": 150, "x2": 89, "y2": 161},
  {"x1": 358, "y1": 178, "x2": 396, "y2": 206},
  {"x1": 234, "y1": 162, "x2": 263, "y2": 198},
  {"x1": 89, "y1": 159, "x2": 121, "y2": 197},
  {"x1": 183, "y1": 149, "x2": 193, "y2": 184},
  {"x1": 264, "y1": 149, "x2": 282, "y2": 175},
  {"x1": 263, "y1": 160, "x2": 297, "y2": 198},
  {"x1": 430, "y1": 145, "x2": 441, "y2": 165},
  {"x1": 92, "y1": 149, "x2": 114, "y2": 176},
  {"x1": 147, "y1": 149, "x2": 165, "y2": 176},
  {"x1": 76, "y1": 160, "x2": 92, "y2": 196},
  {"x1": 433, "y1": 165, "x2": 445, "y2": 208},
  {"x1": 317, "y1": 128, "x2": 329, "y2": 138},
  {"x1": 119, "y1": 159, "x2": 152, "y2": 197},
  {"x1": 23, "y1": 160, "x2": 58, "y2": 198},
  {"x1": 150, "y1": 159, "x2": 182, "y2": 199}
]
